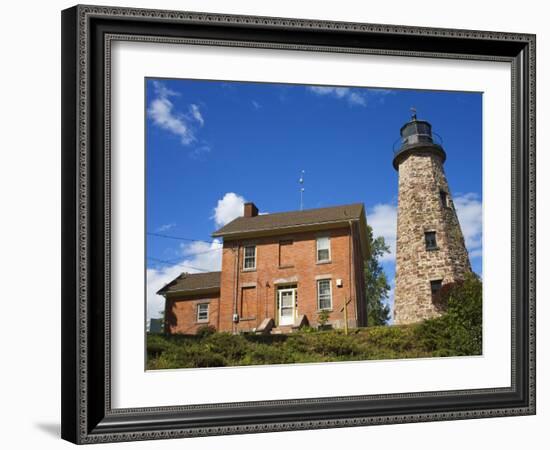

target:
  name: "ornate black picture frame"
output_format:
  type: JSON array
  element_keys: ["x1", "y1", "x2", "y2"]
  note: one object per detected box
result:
[{"x1": 61, "y1": 4, "x2": 536, "y2": 444}]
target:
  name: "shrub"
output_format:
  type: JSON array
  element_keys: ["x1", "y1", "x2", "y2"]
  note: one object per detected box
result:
[
  {"x1": 204, "y1": 332, "x2": 250, "y2": 361},
  {"x1": 196, "y1": 324, "x2": 217, "y2": 338},
  {"x1": 242, "y1": 345, "x2": 296, "y2": 365},
  {"x1": 365, "y1": 325, "x2": 415, "y2": 352},
  {"x1": 308, "y1": 332, "x2": 360, "y2": 357},
  {"x1": 416, "y1": 273, "x2": 482, "y2": 356},
  {"x1": 317, "y1": 310, "x2": 331, "y2": 328},
  {"x1": 146, "y1": 334, "x2": 173, "y2": 359}
]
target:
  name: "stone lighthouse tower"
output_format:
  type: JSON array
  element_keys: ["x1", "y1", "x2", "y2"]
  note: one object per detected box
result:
[{"x1": 393, "y1": 110, "x2": 471, "y2": 324}]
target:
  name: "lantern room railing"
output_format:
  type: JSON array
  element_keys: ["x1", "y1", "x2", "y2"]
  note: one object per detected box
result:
[{"x1": 392, "y1": 131, "x2": 444, "y2": 155}]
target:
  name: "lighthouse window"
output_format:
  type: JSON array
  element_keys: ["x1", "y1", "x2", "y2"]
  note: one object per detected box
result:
[
  {"x1": 440, "y1": 190, "x2": 449, "y2": 207},
  {"x1": 430, "y1": 280, "x2": 443, "y2": 305},
  {"x1": 430, "y1": 279, "x2": 443, "y2": 294},
  {"x1": 425, "y1": 231, "x2": 438, "y2": 250}
]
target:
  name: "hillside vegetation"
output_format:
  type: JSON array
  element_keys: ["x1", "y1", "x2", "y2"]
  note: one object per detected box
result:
[{"x1": 147, "y1": 274, "x2": 482, "y2": 370}]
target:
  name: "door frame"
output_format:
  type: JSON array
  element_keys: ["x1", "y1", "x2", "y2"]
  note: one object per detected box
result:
[{"x1": 277, "y1": 287, "x2": 297, "y2": 326}]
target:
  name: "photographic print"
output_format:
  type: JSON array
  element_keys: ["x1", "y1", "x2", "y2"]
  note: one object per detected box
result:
[
  {"x1": 145, "y1": 78, "x2": 483, "y2": 370},
  {"x1": 61, "y1": 7, "x2": 535, "y2": 442}
]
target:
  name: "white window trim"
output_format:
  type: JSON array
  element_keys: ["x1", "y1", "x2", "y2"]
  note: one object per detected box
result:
[
  {"x1": 316, "y1": 236, "x2": 331, "y2": 263},
  {"x1": 196, "y1": 303, "x2": 209, "y2": 323},
  {"x1": 317, "y1": 278, "x2": 333, "y2": 311},
  {"x1": 243, "y1": 245, "x2": 257, "y2": 270}
]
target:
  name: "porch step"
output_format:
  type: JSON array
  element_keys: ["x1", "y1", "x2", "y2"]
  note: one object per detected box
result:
[
  {"x1": 256, "y1": 318, "x2": 274, "y2": 335},
  {"x1": 271, "y1": 325, "x2": 294, "y2": 334}
]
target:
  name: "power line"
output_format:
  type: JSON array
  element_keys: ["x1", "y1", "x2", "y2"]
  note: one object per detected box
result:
[
  {"x1": 147, "y1": 257, "x2": 213, "y2": 273},
  {"x1": 147, "y1": 232, "x2": 217, "y2": 244},
  {"x1": 148, "y1": 245, "x2": 224, "y2": 264}
]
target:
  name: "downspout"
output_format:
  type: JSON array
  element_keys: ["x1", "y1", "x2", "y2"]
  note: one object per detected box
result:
[
  {"x1": 349, "y1": 220, "x2": 358, "y2": 325},
  {"x1": 233, "y1": 243, "x2": 240, "y2": 333},
  {"x1": 217, "y1": 249, "x2": 223, "y2": 331}
]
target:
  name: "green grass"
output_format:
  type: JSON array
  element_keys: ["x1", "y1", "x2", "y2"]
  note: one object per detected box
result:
[{"x1": 146, "y1": 323, "x2": 474, "y2": 370}]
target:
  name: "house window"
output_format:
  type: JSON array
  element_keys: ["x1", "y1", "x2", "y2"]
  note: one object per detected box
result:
[
  {"x1": 196, "y1": 303, "x2": 209, "y2": 322},
  {"x1": 316, "y1": 236, "x2": 331, "y2": 263},
  {"x1": 317, "y1": 279, "x2": 332, "y2": 310},
  {"x1": 279, "y1": 240, "x2": 293, "y2": 267},
  {"x1": 425, "y1": 231, "x2": 437, "y2": 250},
  {"x1": 243, "y1": 245, "x2": 256, "y2": 270}
]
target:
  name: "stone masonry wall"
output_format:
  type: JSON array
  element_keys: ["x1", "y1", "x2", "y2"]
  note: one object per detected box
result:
[{"x1": 393, "y1": 152, "x2": 471, "y2": 324}]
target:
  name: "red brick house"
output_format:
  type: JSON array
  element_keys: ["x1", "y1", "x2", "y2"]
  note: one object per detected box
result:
[{"x1": 159, "y1": 202, "x2": 370, "y2": 334}]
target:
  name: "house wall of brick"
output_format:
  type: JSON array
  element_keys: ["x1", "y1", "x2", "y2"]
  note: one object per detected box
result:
[
  {"x1": 218, "y1": 226, "x2": 367, "y2": 333},
  {"x1": 165, "y1": 293, "x2": 220, "y2": 335}
]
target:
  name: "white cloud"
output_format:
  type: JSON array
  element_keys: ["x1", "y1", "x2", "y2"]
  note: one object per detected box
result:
[
  {"x1": 454, "y1": 193, "x2": 483, "y2": 259},
  {"x1": 189, "y1": 145, "x2": 211, "y2": 160},
  {"x1": 366, "y1": 193, "x2": 482, "y2": 263},
  {"x1": 147, "y1": 239, "x2": 223, "y2": 320},
  {"x1": 212, "y1": 192, "x2": 246, "y2": 227},
  {"x1": 147, "y1": 81, "x2": 205, "y2": 146},
  {"x1": 307, "y1": 86, "x2": 368, "y2": 106},
  {"x1": 180, "y1": 240, "x2": 223, "y2": 269},
  {"x1": 367, "y1": 203, "x2": 398, "y2": 262},
  {"x1": 148, "y1": 192, "x2": 249, "y2": 318},
  {"x1": 156, "y1": 223, "x2": 175, "y2": 232},
  {"x1": 348, "y1": 91, "x2": 367, "y2": 106},
  {"x1": 190, "y1": 104, "x2": 204, "y2": 126}
]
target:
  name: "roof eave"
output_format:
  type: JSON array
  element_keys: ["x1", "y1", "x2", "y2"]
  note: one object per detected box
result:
[
  {"x1": 211, "y1": 218, "x2": 362, "y2": 240},
  {"x1": 160, "y1": 286, "x2": 221, "y2": 298}
]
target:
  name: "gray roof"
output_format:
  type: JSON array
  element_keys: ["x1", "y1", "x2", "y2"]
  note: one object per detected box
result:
[
  {"x1": 157, "y1": 271, "x2": 221, "y2": 296},
  {"x1": 212, "y1": 203, "x2": 365, "y2": 238}
]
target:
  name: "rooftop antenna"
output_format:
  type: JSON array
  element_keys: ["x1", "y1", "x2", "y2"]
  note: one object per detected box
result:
[
  {"x1": 299, "y1": 170, "x2": 305, "y2": 210},
  {"x1": 410, "y1": 106, "x2": 417, "y2": 121}
]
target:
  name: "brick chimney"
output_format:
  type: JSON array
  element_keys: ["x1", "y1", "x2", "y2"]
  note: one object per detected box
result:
[{"x1": 243, "y1": 202, "x2": 259, "y2": 218}]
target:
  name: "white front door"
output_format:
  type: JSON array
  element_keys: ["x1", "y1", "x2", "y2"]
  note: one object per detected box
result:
[{"x1": 278, "y1": 289, "x2": 296, "y2": 326}]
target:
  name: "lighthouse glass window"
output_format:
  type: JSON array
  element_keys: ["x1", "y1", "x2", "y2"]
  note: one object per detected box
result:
[{"x1": 146, "y1": 78, "x2": 483, "y2": 369}]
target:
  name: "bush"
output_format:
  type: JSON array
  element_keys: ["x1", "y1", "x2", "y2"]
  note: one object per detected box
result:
[
  {"x1": 242, "y1": 345, "x2": 297, "y2": 365},
  {"x1": 308, "y1": 332, "x2": 360, "y2": 357},
  {"x1": 204, "y1": 332, "x2": 250, "y2": 360},
  {"x1": 416, "y1": 273, "x2": 482, "y2": 356},
  {"x1": 146, "y1": 278, "x2": 482, "y2": 369},
  {"x1": 196, "y1": 324, "x2": 217, "y2": 338},
  {"x1": 317, "y1": 310, "x2": 331, "y2": 328}
]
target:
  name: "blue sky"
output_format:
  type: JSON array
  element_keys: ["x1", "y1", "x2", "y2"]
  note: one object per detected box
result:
[{"x1": 145, "y1": 78, "x2": 483, "y2": 320}]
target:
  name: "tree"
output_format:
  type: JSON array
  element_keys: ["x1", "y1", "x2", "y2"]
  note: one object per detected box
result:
[
  {"x1": 416, "y1": 273, "x2": 482, "y2": 356},
  {"x1": 364, "y1": 225, "x2": 391, "y2": 326}
]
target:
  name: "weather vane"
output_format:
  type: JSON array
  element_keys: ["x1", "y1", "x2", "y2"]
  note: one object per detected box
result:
[{"x1": 410, "y1": 106, "x2": 417, "y2": 120}]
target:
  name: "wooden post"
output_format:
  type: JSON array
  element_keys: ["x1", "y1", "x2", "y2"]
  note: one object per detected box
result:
[
  {"x1": 340, "y1": 298, "x2": 352, "y2": 335},
  {"x1": 343, "y1": 298, "x2": 349, "y2": 335}
]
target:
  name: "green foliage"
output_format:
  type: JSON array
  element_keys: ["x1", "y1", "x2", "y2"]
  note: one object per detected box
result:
[
  {"x1": 317, "y1": 310, "x2": 331, "y2": 328},
  {"x1": 196, "y1": 324, "x2": 217, "y2": 338},
  {"x1": 415, "y1": 273, "x2": 482, "y2": 356},
  {"x1": 146, "y1": 276, "x2": 482, "y2": 369},
  {"x1": 308, "y1": 332, "x2": 360, "y2": 357},
  {"x1": 147, "y1": 326, "x2": 431, "y2": 369},
  {"x1": 364, "y1": 225, "x2": 391, "y2": 326}
]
